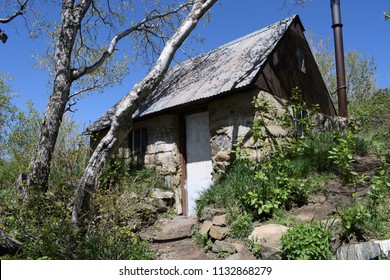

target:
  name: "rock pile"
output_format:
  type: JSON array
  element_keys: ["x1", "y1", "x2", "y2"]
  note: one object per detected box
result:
[
  {"x1": 198, "y1": 207, "x2": 290, "y2": 260},
  {"x1": 198, "y1": 208, "x2": 254, "y2": 259}
]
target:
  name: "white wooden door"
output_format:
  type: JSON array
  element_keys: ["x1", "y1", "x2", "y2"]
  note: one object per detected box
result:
[{"x1": 185, "y1": 111, "x2": 213, "y2": 216}]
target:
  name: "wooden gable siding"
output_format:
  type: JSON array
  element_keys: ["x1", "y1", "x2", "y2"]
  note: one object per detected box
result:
[{"x1": 256, "y1": 20, "x2": 336, "y2": 116}]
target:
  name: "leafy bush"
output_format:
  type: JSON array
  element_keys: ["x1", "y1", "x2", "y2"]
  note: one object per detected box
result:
[
  {"x1": 336, "y1": 155, "x2": 390, "y2": 242},
  {"x1": 227, "y1": 210, "x2": 254, "y2": 239},
  {"x1": 77, "y1": 224, "x2": 155, "y2": 260},
  {"x1": 242, "y1": 154, "x2": 312, "y2": 219},
  {"x1": 246, "y1": 237, "x2": 261, "y2": 259},
  {"x1": 286, "y1": 132, "x2": 338, "y2": 173},
  {"x1": 367, "y1": 166, "x2": 390, "y2": 217},
  {"x1": 1, "y1": 188, "x2": 76, "y2": 259},
  {"x1": 281, "y1": 222, "x2": 332, "y2": 260},
  {"x1": 339, "y1": 204, "x2": 371, "y2": 241},
  {"x1": 349, "y1": 88, "x2": 390, "y2": 147},
  {"x1": 328, "y1": 135, "x2": 358, "y2": 183},
  {"x1": 198, "y1": 146, "x2": 318, "y2": 220}
]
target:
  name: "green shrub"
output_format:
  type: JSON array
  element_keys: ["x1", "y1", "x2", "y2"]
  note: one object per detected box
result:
[
  {"x1": 328, "y1": 136, "x2": 358, "y2": 183},
  {"x1": 295, "y1": 132, "x2": 338, "y2": 173},
  {"x1": 339, "y1": 204, "x2": 371, "y2": 241},
  {"x1": 350, "y1": 134, "x2": 369, "y2": 156},
  {"x1": 281, "y1": 222, "x2": 332, "y2": 260},
  {"x1": 246, "y1": 237, "x2": 261, "y2": 259},
  {"x1": 1, "y1": 188, "x2": 76, "y2": 259},
  {"x1": 227, "y1": 210, "x2": 254, "y2": 239},
  {"x1": 98, "y1": 156, "x2": 130, "y2": 190},
  {"x1": 242, "y1": 156, "x2": 312, "y2": 219},
  {"x1": 337, "y1": 156, "x2": 390, "y2": 242},
  {"x1": 197, "y1": 152, "x2": 315, "y2": 220},
  {"x1": 77, "y1": 226, "x2": 155, "y2": 260}
]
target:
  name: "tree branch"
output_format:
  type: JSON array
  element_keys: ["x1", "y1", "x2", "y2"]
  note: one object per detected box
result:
[
  {"x1": 0, "y1": 0, "x2": 29, "y2": 23},
  {"x1": 70, "y1": 2, "x2": 191, "y2": 81}
]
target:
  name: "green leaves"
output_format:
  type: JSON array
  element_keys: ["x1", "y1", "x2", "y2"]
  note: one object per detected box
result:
[
  {"x1": 242, "y1": 157, "x2": 311, "y2": 219},
  {"x1": 339, "y1": 204, "x2": 371, "y2": 241},
  {"x1": 281, "y1": 222, "x2": 332, "y2": 260},
  {"x1": 328, "y1": 134, "x2": 357, "y2": 183}
]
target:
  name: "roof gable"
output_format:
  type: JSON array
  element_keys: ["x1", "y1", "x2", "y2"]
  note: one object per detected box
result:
[{"x1": 87, "y1": 15, "x2": 301, "y2": 133}]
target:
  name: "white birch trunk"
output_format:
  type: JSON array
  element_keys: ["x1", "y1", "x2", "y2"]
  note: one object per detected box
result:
[{"x1": 71, "y1": 0, "x2": 217, "y2": 225}]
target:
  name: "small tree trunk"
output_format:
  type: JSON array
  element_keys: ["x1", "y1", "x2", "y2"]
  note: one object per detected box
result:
[{"x1": 72, "y1": 0, "x2": 217, "y2": 226}]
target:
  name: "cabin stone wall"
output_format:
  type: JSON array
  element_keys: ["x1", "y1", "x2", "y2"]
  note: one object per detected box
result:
[
  {"x1": 119, "y1": 115, "x2": 183, "y2": 214},
  {"x1": 208, "y1": 89, "x2": 290, "y2": 180}
]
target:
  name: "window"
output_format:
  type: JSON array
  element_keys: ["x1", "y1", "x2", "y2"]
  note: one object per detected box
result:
[
  {"x1": 128, "y1": 128, "x2": 148, "y2": 155},
  {"x1": 296, "y1": 48, "x2": 306, "y2": 74}
]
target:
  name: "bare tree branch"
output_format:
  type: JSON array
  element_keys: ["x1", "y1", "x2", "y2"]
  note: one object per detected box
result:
[
  {"x1": 70, "y1": 2, "x2": 191, "y2": 80},
  {"x1": 0, "y1": 0, "x2": 29, "y2": 23},
  {"x1": 0, "y1": 0, "x2": 30, "y2": 43}
]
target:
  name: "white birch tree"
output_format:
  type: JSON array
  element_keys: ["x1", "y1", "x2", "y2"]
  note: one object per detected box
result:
[{"x1": 28, "y1": 0, "x2": 209, "y2": 192}]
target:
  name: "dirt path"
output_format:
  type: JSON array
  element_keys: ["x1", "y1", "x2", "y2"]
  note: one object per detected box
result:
[
  {"x1": 140, "y1": 216, "x2": 218, "y2": 260},
  {"x1": 151, "y1": 238, "x2": 218, "y2": 260}
]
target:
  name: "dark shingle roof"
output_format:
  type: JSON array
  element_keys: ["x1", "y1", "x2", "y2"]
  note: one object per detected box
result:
[{"x1": 87, "y1": 15, "x2": 300, "y2": 133}]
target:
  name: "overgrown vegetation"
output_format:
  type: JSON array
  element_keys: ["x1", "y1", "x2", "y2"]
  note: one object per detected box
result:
[
  {"x1": 0, "y1": 76, "x2": 175, "y2": 259},
  {"x1": 1, "y1": 161, "x2": 165, "y2": 259},
  {"x1": 196, "y1": 131, "x2": 344, "y2": 219},
  {"x1": 338, "y1": 157, "x2": 390, "y2": 241},
  {"x1": 196, "y1": 85, "x2": 389, "y2": 259},
  {"x1": 0, "y1": 84, "x2": 162, "y2": 259}
]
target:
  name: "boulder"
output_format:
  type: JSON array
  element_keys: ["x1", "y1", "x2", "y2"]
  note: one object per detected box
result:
[
  {"x1": 199, "y1": 220, "x2": 213, "y2": 236},
  {"x1": 249, "y1": 224, "x2": 289, "y2": 250},
  {"x1": 260, "y1": 247, "x2": 282, "y2": 260},
  {"x1": 212, "y1": 215, "x2": 227, "y2": 226},
  {"x1": 337, "y1": 240, "x2": 390, "y2": 260},
  {"x1": 209, "y1": 226, "x2": 229, "y2": 240},
  {"x1": 232, "y1": 242, "x2": 245, "y2": 253},
  {"x1": 199, "y1": 207, "x2": 226, "y2": 222},
  {"x1": 153, "y1": 216, "x2": 196, "y2": 242},
  {"x1": 249, "y1": 224, "x2": 289, "y2": 260}
]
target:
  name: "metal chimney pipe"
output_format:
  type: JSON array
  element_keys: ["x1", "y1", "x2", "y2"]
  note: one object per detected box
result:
[{"x1": 330, "y1": 0, "x2": 347, "y2": 117}]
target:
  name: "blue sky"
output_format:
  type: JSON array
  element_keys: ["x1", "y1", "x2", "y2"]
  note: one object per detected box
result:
[{"x1": 1, "y1": 0, "x2": 389, "y2": 128}]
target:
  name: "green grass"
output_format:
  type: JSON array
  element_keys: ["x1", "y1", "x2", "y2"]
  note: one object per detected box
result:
[
  {"x1": 196, "y1": 160, "x2": 258, "y2": 216},
  {"x1": 227, "y1": 208, "x2": 254, "y2": 239}
]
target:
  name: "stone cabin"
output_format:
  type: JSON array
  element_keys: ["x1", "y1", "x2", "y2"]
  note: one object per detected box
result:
[{"x1": 87, "y1": 15, "x2": 336, "y2": 216}]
